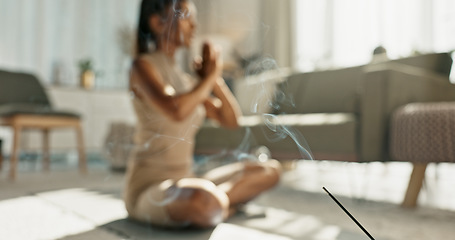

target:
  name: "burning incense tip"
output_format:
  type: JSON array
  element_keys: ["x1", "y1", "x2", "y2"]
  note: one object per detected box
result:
[{"x1": 323, "y1": 187, "x2": 375, "y2": 240}]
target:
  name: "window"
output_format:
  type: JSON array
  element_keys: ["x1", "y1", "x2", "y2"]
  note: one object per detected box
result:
[
  {"x1": 0, "y1": 0, "x2": 140, "y2": 89},
  {"x1": 294, "y1": 0, "x2": 455, "y2": 72}
]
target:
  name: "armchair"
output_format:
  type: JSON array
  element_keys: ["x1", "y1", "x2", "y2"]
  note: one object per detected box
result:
[{"x1": 0, "y1": 70, "x2": 86, "y2": 180}]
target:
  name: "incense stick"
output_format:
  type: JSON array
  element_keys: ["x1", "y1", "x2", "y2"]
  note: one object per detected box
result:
[{"x1": 323, "y1": 187, "x2": 375, "y2": 240}]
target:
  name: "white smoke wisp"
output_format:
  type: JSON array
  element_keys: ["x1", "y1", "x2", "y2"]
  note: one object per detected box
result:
[
  {"x1": 195, "y1": 55, "x2": 314, "y2": 174},
  {"x1": 262, "y1": 114, "x2": 313, "y2": 160},
  {"x1": 193, "y1": 127, "x2": 260, "y2": 175},
  {"x1": 244, "y1": 56, "x2": 313, "y2": 161}
]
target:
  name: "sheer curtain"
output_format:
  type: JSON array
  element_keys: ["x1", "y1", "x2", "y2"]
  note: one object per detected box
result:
[
  {"x1": 0, "y1": 0, "x2": 140, "y2": 89},
  {"x1": 294, "y1": 0, "x2": 455, "y2": 71}
]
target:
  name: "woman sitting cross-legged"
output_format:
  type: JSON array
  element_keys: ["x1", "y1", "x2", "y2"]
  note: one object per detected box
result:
[{"x1": 124, "y1": 0, "x2": 282, "y2": 228}]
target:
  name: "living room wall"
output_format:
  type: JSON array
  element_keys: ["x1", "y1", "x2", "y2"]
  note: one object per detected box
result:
[
  {"x1": 193, "y1": 0, "x2": 294, "y2": 72},
  {"x1": 0, "y1": 0, "x2": 294, "y2": 89}
]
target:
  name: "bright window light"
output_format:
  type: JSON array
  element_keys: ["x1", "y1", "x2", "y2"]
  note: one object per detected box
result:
[{"x1": 294, "y1": 0, "x2": 455, "y2": 71}]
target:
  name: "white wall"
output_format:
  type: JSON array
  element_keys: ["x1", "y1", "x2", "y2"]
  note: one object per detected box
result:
[
  {"x1": 193, "y1": 0, "x2": 293, "y2": 69},
  {"x1": 193, "y1": 0, "x2": 262, "y2": 58},
  {"x1": 261, "y1": 0, "x2": 294, "y2": 68}
]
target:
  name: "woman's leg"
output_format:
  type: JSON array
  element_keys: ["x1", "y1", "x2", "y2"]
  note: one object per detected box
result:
[
  {"x1": 202, "y1": 160, "x2": 282, "y2": 206},
  {"x1": 130, "y1": 160, "x2": 280, "y2": 228},
  {"x1": 165, "y1": 178, "x2": 230, "y2": 228},
  {"x1": 132, "y1": 178, "x2": 230, "y2": 228}
]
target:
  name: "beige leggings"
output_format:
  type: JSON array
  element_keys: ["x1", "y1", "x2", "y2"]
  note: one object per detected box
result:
[
  {"x1": 130, "y1": 179, "x2": 186, "y2": 227},
  {"x1": 128, "y1": 162, "x2": 247, "y2": 227},
  {"x1": 127, "y1": 161, "x2": 279, "y2": 228}
]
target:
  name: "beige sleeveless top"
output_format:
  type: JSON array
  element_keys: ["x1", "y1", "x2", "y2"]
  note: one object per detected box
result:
[{"x1": 124, "y1": 51, "x2": 206, "y2": 208}]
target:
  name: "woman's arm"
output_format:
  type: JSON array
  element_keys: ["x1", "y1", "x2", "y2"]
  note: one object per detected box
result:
[
  {"x1": 130, "y1": 52, "x2": 221, "y2": 122},
  {"x1": 192, "y1": 42, "x2": 242, "y2": 128},
  {"x1": 204, "y1": 78, "x2": 242, "y2": 129}
]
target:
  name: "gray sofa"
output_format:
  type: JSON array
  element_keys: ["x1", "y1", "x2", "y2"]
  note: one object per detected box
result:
[{"x1": 194, "y1": 52, "x2": 455, "y2": 162}]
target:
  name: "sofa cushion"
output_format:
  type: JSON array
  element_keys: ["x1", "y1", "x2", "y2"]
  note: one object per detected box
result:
[
  {"x1": 195, "y1": 113, "x2": 357, "y2": 161},
  {"x1": 239, "y1": 113, "x2": 353, "y2": 126},
  {"x1": 389, "y1": 52, "x2": 453, "y2": 77},
  {"x1": 275, "y1": 66, "x2": 362, "y2": 114},
  {"x1": 0, "y1": 103, "x2": 80, "y2": 118}
]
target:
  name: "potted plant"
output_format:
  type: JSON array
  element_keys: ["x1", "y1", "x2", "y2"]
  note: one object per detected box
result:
[{"x1": 78, "y1": 59, "x2": 95, "y2": 90}]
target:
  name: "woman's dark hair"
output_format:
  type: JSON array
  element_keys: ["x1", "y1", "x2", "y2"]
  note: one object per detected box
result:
[{"x1": 136, "y1": 0, "x2": 186, "y2": 55}]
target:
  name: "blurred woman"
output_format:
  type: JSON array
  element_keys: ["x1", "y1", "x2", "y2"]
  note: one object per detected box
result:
[{"x1": 124, "y1": 0, "x2": 281, "y2": 228}]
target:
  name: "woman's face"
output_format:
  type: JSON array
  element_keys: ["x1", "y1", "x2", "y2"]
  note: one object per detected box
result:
[{"x1": 162, "y1": 1, "x2": 197, "y2": 48}]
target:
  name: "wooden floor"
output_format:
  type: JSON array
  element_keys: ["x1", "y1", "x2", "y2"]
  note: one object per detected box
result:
[
  {"x1": 2, "y1": 155, "x2": 455, "y2": 211},
  {"x1": 1, "y1": 157, "x2": 455, "y2": 240},
  {"x1": 281, "y1": 160, "x2": 455, "y2": 211}
]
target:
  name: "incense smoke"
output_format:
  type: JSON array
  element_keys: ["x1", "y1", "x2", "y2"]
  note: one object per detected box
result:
[{"x1": 239, "y1": 56, "x2": 313, "y2": 161}]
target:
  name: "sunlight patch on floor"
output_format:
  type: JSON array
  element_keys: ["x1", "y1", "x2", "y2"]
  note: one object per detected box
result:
[
  {"x1": 37, "y1": 188, "x2": 127, "y2": 225},
  {"x1": 282, "y1": 160, "x2": 455, "y2": 211},
  {"x1": 240, "y1": 207, "x2": 330, "y2": 238},
  {"x1": 0, "y1": 196, "x2": 94, "y2": 240},
  {"x1": 210, "y1": 223, "x2": 292, "y2": 240},
  {"x1": 0, "y1": 188, "x2": 126, "y2": 240}
]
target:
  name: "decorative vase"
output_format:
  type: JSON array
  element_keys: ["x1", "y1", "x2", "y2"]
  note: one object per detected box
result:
[{"x1": 80, "y1": 70, "x2": 95, "y2": 90}]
